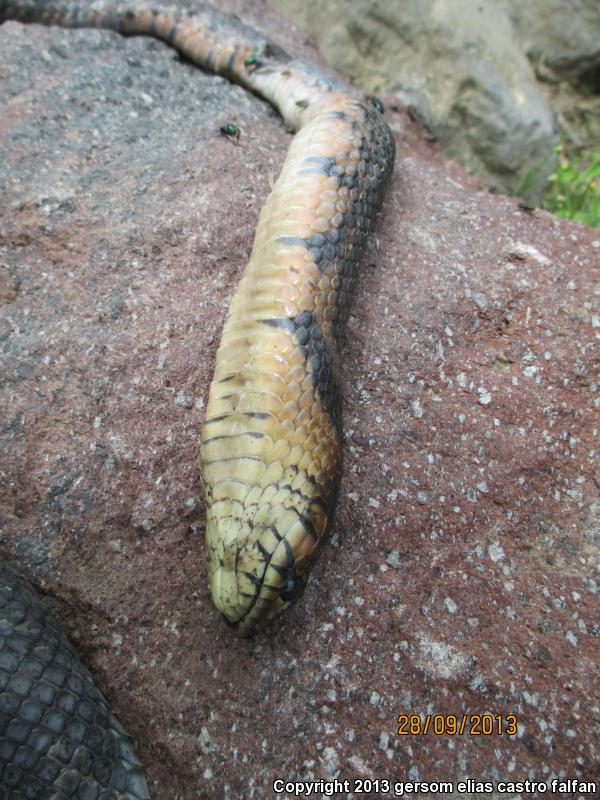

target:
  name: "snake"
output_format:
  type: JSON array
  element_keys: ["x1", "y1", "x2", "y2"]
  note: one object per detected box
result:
[{"x1": 0, "y1": 0, "x2": 395, "y2": 793}]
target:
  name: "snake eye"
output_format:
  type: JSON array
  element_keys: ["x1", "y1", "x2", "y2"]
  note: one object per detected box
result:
[{"x1": 280, "y1": 573, "x2": 305, "y2": 604}]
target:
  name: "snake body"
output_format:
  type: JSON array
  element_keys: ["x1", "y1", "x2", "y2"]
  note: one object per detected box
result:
[
  {"x1": 203, "y1": 99, "x2": 395, "y2": 635},
  {"x1": 0, "y1": 561, "x2": 149, "y2": 799},
  {"x1": 0, "y1": 3, "x2": 394, "y2": 784}
]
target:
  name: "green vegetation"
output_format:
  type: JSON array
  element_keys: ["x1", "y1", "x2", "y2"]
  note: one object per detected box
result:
[{"x1": 543, "y1": 145, "x2": 600, "y2": 227}]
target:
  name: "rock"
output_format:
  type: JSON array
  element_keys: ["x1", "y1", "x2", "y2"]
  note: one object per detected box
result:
[
  {"x1": 268, "y1": 0, "x2": 558, "y2": 200},
  {"x1": 1, "y1": 4, "x2": 599, "y2": 796},
  {"x1": 506, "y1": 0, "x2": 600, "y2": 160},
  {"x1": 507, "y1": 0, "x2": 600, "y2": 83}
]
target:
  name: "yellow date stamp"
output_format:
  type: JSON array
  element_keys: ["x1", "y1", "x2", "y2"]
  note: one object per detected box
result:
[{"x1": 397, "y1": 713, "x2": 518, "y2": 736}]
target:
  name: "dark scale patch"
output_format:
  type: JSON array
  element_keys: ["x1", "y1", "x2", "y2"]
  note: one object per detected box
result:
[
  {"x1": 204, "y1": 410, "x2": 272, "y2": 424},
  {"x1": 243, "y1": 571, "x2": 262, "y2": 588},
  {"x1": 256, "y1": 541, "x2": 271, "y2": 560},
  {"x1": 281, "y1": 108, "x2": 395, "y2": 349},
  {"x1": 262, "y1": 311, "x2": 341, "y2": 431},
  {"x1": 276, "y1": 235, "x2": 308, "y2": 248},
  {"x1": 146, "y1": 12, "x2": 156, "y2": 36},
  {"x1": 226, "y1": 50, "x2": 237, "y2": 72},
  {"x1": 201, "y1": 430, "x2": 265, "y2": 446},
  {"x1": 280, "y1": 572, "x2": 306, "y2": 604},
  {"x1": 304, "y1": 155, "x2": 333, "y2": 168},
  {"x1": 298, "y1": 513, "x2": 319, "y2": 541},
  {"x1": 203, "y1": 454, "x2": 264, "y2": 466},
  {"x1": 299, "y1": 155, "x2": 334, "y2": 177},
  {"x1": 0, "y1": 562, "x2": 148, "y2": 797},
  {"x1": 323, "y1": 110, "x2": 350, "y2": 121},
  {"x1": 204, "y1": 46, "x2": 215, "y2": 70}
]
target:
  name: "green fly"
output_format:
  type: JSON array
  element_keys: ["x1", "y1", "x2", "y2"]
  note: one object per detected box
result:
[{"x1": 219, "y1": 123, "x2": 241, "y2": 143}]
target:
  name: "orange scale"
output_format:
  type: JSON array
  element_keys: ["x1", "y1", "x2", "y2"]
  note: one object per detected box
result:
[
  {"x1": 324, "y1": 176, "x2": 342, "y2": 191},
  {"x1": 311, "y1": 442, "x2": 327, "y2": 467},
  {"x1": 311, "y1": 216, "x2": 330, "y2": 234},
  {"x1": 321, "y1": 310, "x2": 335, "y2": 328},
  {"x1": 270, "y1": 438, "x2": 291, "y2": 463},
  {"x1": 321, "y1": 188, "x2": 340, "y2": 202},
  {"x1": 283, "y1": 382, "x2": 301, "y2": 403},
  {"x1": 285, "y1": 444, "x2": 305, "y2": 467},
  {"x1": 296, "y1": 407, "x2": 312, "y2": 427},
  {"x1": 310, "y1": 400, "x2": 328, "y2": 421},
  {"x1": 316, "y1": 201, "x2": 336, "y2": 218},
  {"x1": 281, "y1": 398, "x2": 299, "y2": 417},
  {"x1": 318, "y1": 275, "x2": 332, "y2": 293},
  {"x1": 299, "y1": 449, "x2": 322, "y2": 475},
  {"x1": 298, "y1": 280, "x2": 320, "y2": 301},
  {"x1": 300, "y1": 250, "x2": 321, "y2": 271},
  {"x1": 296, "y1": 394, "x2": 313, "y2": 416},
  {"x1": 313, "y1": 306, "x2": 324, "y2": 324},
  {"x1": 302, "y1": 433, "x2": 318, "y2": 452},
  {"x1": 291, "y1": 426, "x2": 307, "y2": 446},
  {"x1": 289, "y1": 349, "x2": 308, "y2": 368},
  {"x1": 306, "y1": 415, "x2": 323, "y2": 435},
  {"x1": 300, "y1": 374, "x2": 314, "y2": 394},
  {"x1": 284, "y1": 206, "x2": 315, "y2": 228},
  {"x1": 289, "y1": 363, "x2": 307, "y2": 383},
  {"x1": 321, "y1": 320, "x2": 334, "y2": 338},
  {"x1": 285, "y1": 188, "x2": 320, "y2": 209},
  {"x1": 297, "y1": 292, "x2": 317, "y2": 311},
  {"x1": 279, "y1": 419, "x2": 295, "y2": 438},
  {"x1": 335, "y1": 136, "x2": 353, "y2": 151},
  {"x1": 300, "y1": 388, "x2": 317, "y2": 408}
]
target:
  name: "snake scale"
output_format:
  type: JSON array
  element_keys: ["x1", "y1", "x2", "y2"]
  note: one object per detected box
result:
[{"x1": 1, "y1": 0, "x2": 395, "y2": 793}]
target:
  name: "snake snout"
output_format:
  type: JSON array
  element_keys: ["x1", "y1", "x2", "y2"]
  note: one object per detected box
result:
[{"x1": 205, "y1": 499, "x2": 328, "y2": 636}]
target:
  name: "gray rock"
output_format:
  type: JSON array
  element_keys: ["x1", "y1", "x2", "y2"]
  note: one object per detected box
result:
[
  {"x1": 508, "y1": 0, "x2": 600, "y2": 82},
  {"x1": 269, "y1": 0, "x2": 558, "y2": 199}
]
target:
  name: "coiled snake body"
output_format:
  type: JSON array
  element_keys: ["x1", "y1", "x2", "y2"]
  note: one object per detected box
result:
[{"x1": 1, "y1": 0, "x2": 395, "y2": 792}]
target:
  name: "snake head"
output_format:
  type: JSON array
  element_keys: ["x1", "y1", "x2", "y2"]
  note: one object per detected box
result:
[{"x1": 204, "y1": 478, "x2": 334, "y2": 637}]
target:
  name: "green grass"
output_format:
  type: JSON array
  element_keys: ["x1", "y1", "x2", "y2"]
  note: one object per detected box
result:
[{"x1": 543, "y1": 145, "x2": 600, "y2": 227}]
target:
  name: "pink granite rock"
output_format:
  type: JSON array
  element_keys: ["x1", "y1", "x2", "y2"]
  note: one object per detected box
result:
[{"x1": 0, "y1": 3, "x2": 598, "y2": 796}]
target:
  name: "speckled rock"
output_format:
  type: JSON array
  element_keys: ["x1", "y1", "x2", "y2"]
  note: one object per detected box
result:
[{"x1": 0, "y1": 3, "x2": 599, "y2": 797}]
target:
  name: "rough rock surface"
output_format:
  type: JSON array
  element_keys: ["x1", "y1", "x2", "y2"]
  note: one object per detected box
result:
[
  {"x1": 267, "y1": 0, "x2": 558, "y2": 200},
  {"x1": 507, "y1": 0, "x2": 600, "y2": 163},
  {"x1": 507, "y1": 0, "x2": 600, "y2": 82},
  {"x1": 1, "y1": 4, "x2": 599, "y2": 798}
]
